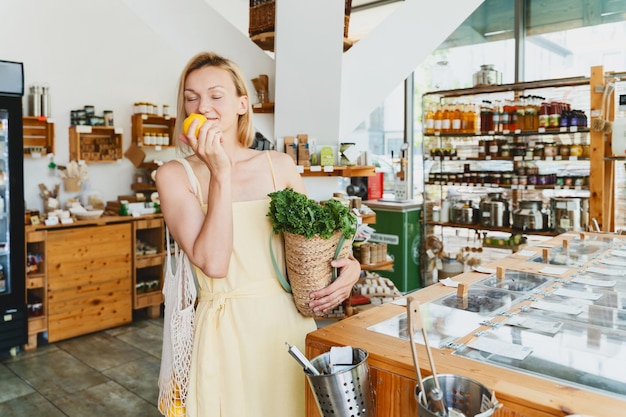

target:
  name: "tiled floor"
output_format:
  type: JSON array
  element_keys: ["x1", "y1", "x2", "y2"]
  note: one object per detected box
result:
[{"x1": 0, "y1": 315, "x2": 164, "y2": 417}]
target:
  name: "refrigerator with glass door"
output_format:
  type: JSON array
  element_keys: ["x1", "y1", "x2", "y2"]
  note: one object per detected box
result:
[{"x1": 0, "y1": 59, "x2": 26, "y2": 353}]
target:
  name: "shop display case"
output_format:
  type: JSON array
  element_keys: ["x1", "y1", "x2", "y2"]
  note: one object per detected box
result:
[
  {"x1": 305, "y1": 232, "x2": 626, "y2": 417},
  {"x1": 421, "y1": 75, "x2": 595, "y2": 275}
]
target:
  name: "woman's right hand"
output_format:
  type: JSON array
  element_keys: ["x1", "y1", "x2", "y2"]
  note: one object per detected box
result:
[{"x1": 182, "y1": 119, "x2": 230, "y2": 175}]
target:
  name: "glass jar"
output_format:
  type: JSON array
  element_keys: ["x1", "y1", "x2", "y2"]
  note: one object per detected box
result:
[{"x1": 570, "y1": 143, "x2": 583, "y2": 157}]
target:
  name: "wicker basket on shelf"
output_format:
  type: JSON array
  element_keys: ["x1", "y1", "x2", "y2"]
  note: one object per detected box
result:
[{"x1": 249, "y1": 0, "x2": 352, "y2": 38}]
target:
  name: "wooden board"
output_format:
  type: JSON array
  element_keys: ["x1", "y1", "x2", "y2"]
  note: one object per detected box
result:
[{"x1": 46, "y1": 223, "x2": 132, "y2": 342}]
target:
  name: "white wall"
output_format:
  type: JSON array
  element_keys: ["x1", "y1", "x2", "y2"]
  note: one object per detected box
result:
[{"x1": 2, "y1": 0, "x2": 482, "y2": 209}]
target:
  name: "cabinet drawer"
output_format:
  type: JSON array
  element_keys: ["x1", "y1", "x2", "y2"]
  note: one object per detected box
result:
[
  {"x1": 135, "y1": 218, "x2": 163, "y2": 230},
  {"x1": 28, "y1": 316, "x2": 47, "y2": 334},
  {"x1": 27, "y1": 230, "x2": 46, "y2": 243},
  {"x1": 27, "y1": 277, "x2": 45, "y2": 289}
]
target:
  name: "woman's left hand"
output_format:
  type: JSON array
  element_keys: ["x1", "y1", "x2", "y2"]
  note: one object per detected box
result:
[{"x1": 309, "y1": 255, "x2": 361, "y2": 314}]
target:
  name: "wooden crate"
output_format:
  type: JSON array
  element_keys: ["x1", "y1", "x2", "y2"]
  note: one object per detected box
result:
[
  {"x1": 69, "y1": 125, "x2": 123, "y2": 162},
  {"x1": 131, "y1": 113, "x2": 175, "y2": 148},
  {"x1": 23, "y1": 116, "x2": 54, "y2": 156}
]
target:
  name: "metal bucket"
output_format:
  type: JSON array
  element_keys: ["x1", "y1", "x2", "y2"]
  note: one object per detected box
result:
[
  {"x1": 415, "y1": 374, "x2": 498, "y2": 417},
  {"x1": 306, "y1": 347, "x2": 374, "y2": 417}
]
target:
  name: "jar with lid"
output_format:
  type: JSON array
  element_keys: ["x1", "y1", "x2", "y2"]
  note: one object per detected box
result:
[
  {"x1": 500, "y1": 143, "x2": 511, "y2": 158},
  {"x1": 570, "y1": 143, "x2": 583, "y2": 157},
  {"x1": 488, "y1": 140, "x2": 499, "y2": 158},
  {"x1": 559, "y1": 144, "x2": 571, "y2": 158},
  {"x1": 543, "y1": 143, "x2": 557, "y2": 158},
  {"x1": 477, "y1": 139, "x2": 487, "y2": 158}
]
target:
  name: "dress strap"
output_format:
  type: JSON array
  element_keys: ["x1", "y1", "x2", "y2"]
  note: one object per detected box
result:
[
  {"x1": 175, "y1": 158, "x2": 204, "y2": 206},
  {"x1": 265, "y1": 151, "x2": 278, "y2": 191}
]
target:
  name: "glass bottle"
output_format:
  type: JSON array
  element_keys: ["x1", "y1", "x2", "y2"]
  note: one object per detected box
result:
[
  {"x1": 425, "y1": 104, "x2": 435, "y2": 134},
  {"x1": 434, "y1": 104, "x2": 443, "y2": 134},
  {"x1": 451, "y1": 104, "x2": 462, "y2": 133}
]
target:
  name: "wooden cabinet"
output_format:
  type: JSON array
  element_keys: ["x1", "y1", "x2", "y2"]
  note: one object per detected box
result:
[
  {"x1": 69, "y1": 125, "x2": 123, "y2": 162},
  {"x1": 25, "y1": 229, "x2": 47, "y2": 351},
  {"x1": 46, "y1": 222, "x2": 133, "y2": 343},
  {"x1": 23, "y1": 216, "x2": 167, "y2": 349},
  {"x1": 133, "y1": 216, "x2": 165, "y2": 317},
  {"x1": 131, "y1": 113, "x2": 176, "y2": 149},
  {"x1": 23, "y1": 116, "x2": 54, "y2": 157}
]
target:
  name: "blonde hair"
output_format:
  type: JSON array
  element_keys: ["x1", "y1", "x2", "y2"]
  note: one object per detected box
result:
[{"x1": 174, "y1": 52, "x2": 254, "y2": 154}]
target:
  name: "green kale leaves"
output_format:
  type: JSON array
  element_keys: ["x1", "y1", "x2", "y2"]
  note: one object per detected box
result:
[{"x1": 267, "y1": 188, "x2": 356, "y2": 239}]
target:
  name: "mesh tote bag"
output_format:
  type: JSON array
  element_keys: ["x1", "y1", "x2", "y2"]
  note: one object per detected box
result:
[{"x1": 158, "y1": 159, "x2": 199, "y2": 417}]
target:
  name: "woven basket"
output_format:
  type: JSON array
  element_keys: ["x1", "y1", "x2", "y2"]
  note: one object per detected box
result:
[
  {"x1": 284, "y1": 230, "x2": 352, "y2": 317},
  {"x1": 249, "y1": 0, "x2": 352, "y2": 38}
]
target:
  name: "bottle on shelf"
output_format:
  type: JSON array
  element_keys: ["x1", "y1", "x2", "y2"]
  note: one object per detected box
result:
[
  {"x1": 441, "y1": 104, "x2": 451, "y2": 134},
  {"x1": 425, "y1": 104, "x2": 435, "y2": 134},
  {"x1": 434, "y1": 104, "x2": 443, "y2": 134}
]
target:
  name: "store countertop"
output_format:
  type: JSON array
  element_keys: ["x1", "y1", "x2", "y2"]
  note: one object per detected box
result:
[{"x1": 305, "y1": 231, "x2": 626, "y2": 417}]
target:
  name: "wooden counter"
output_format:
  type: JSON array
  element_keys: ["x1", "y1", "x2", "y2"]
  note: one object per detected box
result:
[{"x1": 305, "y1": 232, "x2": 626, "y2": 417}]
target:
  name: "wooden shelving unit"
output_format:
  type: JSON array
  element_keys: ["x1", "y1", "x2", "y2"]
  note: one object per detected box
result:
[
  {"x1": 131, "y1": 113, "x2": 176, "y2": 149},
  {"x1": 132, "y1": 216, "x2": 165, "y2": 317},
  {"x1": 23, "y1": 116, "x2": 54, "y2": 157},
  {"x1": 25, "y1": 229, "x2": 47, "y2": 351},
  {"x1": 69, "y1": 125, "x2": 123, "y2": 162},
  {"x1": 300, "y1": 165, "x2": 376, "y2": 177}
]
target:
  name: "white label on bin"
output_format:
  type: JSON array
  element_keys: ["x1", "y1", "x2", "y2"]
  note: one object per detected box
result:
[
  {"x1": 467, "y1": 337, "x2": 533, "y2": 360},
  {"x1": 370, "y1": 233, "x2": 399, "y2": 245}
]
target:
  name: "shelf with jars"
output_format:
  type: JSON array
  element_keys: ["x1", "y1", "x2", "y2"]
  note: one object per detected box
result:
[
  {"x1": 422, "y1": 76, "x2": 593, "y2": 258},
  {"x1": 131, "y1": 113, "x2": 176, "y2": 149}
]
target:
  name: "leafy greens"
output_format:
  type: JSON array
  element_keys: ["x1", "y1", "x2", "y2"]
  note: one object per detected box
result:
[{"x1": 267, "y1": 188, "x2": 356, "y2": 239}]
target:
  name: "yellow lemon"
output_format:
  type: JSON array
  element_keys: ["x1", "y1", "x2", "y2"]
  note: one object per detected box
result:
[{"x1": 183, "y1": 113, "x2": 207, "y2": 136}]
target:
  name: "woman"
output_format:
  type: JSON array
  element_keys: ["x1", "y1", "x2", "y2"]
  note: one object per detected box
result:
[{"x1": 156, "y1": 52, "x2": 361, "y2": 417}]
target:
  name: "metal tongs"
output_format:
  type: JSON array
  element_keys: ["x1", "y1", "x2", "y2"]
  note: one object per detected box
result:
[
  {"x1": 407, "y1": 296, "x2": 449, "y2": 416},
  {"x1": 285, "y1": 342, "x2": 320, "y2": 375}
]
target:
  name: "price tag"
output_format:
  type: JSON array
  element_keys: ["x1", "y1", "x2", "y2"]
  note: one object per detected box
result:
[
  {"x1": 514, "y1": 129, "x2": 521, "y2": 134},
  {"x1": 310, "y1": 166, "x2": 321, "y2": 172},
  {"x1": 503, "y1": 129, "x2": 510, "y2": 134},
  {"x1": 539, "y1": 266, "x2": 568, "y2": 275},
  {"x1": 297, "y1": 165, "x2": 305, "y2": 173},
  {"x1": 531, "y1": 300, "x2": 583, "y2": 315},
  {"x1": 323, "y1": 166, "x2": 334, "y2": 173},
  {"x1": 570, "y1": 277, "x2": 616, "y2": 288},
  {"x1": 114, "y1": 127, "x2": 123, "y2": 134},
  {"x1": 569, "y1": 156, "x2": 578, "y2": 161},
  {"x1": 75, "y1": 125, "x2": 92, "y2": 133},
  {"x1": 553, "y1": 288, "x2": 603, "y2": 300},
  {"x1": 506, "y1": 316, "x2": 564, "y2": 335},
  {"x1": 538, "y1": 127, "x2": 546, "y2": 133},
  {"x1": 570, "y1": 126, "x2": 578, "y2": 132}
]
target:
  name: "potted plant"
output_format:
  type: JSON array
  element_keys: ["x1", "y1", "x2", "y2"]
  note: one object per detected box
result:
[{"x1": 267, "y1": 188, "x2": 357, "y2": 316}]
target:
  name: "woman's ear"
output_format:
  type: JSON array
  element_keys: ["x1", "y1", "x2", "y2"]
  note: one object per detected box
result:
[{"x1": 238, "y1": 95, "x2": 249, "y2": 115}]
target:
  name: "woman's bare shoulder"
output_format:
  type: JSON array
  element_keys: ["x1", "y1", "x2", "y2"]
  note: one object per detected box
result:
[{"x1": 267, "y1": 150, "x2": 297, "y2": 169}]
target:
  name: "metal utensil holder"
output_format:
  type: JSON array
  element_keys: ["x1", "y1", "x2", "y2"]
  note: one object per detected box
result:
[
  {"x1": 415, "y1": 374, "x2": 498, "y2": 417},
  {"x1": 306, "y1": 347, "x2": 375, "y2": 417}
]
